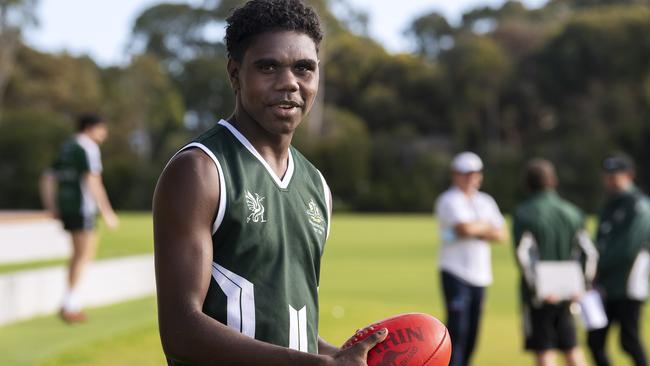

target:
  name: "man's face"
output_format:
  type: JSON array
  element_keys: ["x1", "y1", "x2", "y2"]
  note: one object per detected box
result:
[
  {"x1": 452, "y1": 171, "x2": 483, "y2": 192},
  {"x1": 87, "y1": 123, "x2": 108, "y2": 144},
  {"x1": 602, "y1": 171, "x2": 634, "y2": 193},
  {"x1": 228, "y1": 30, "x2": 319, "y2": 136}
]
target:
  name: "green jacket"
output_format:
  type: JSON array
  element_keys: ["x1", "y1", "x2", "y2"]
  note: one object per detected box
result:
[
  {"x1": 596, "y1": 185, "x2": 650, "y2": 300},
  {"x1": 513, "y1": 190, "x2": 585, "y2": 302}
]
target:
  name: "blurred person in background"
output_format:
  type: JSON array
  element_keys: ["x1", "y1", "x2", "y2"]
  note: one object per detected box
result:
[
  {"x1": 434, "y1": 151, "x2": 507, "y2": 366},
  {"x1": 40, "y1": 113, "x2": 119, "y2": 323},
  {"x1": 513, "y1": 159, "x2": 594, "y2": 366},
  {"x1": 587, "y1": 152, "x2": 650, "y2": 366}
]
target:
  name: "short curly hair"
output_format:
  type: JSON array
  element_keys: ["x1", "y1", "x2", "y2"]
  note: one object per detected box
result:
[{"x1": 225, "y1": 0, "x2": 323, "y2": 62}]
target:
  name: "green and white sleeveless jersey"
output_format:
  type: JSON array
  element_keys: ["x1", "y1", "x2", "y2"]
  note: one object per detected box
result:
[
  {"x1": 169, "y1": 120, "x2": 330, "y2": 365},
  {"x1": 52, "y1": 134, "x2": 102, "y2": 217}
]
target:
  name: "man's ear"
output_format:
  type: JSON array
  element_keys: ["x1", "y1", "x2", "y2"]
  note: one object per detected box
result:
[{"x1": 227, "y1": 58, "x2": 240, "y2": 92}]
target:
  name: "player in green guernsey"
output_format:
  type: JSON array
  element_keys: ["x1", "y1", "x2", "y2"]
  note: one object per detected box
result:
[
  {"x1": 152, "y1": 1, "x2": 387, "y2": 365},
  {"x1": 513, "y1": 159, "x2": 593, "y2": 366},
  {"x1": 40, "y1": 113, "x2": 119, "y2": 323},
  {"x1": 588, "y1": 153, "x2": 649, "y2": 366}
]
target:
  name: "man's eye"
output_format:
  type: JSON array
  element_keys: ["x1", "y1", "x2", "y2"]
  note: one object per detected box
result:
[
  {"x1": 294, "y1": 64, "x2": 315, "y2": 74},
  {"x1": 260, "y1": 64, "x2": 276, "y2": 72}
]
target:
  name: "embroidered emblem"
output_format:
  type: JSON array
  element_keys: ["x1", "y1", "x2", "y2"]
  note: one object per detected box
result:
[
  {"x1": 245, "y1": 190, "x2": 266, "y2": 223},
  {"x1": 306, "y1": 199, "x2": 325, "y2": 235}
]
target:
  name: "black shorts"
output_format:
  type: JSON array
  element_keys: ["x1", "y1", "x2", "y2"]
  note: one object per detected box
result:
[
  {"x1": 523, "y1": 302, "x2": 577, "y2": 351},
  {"x1": 60, "y1": 214, "x2": 96, "y2": 231}
]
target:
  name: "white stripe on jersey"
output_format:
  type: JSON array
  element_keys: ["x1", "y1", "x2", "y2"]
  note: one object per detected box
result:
[
  {"x1": 76, "y1": 134, "x2": 102, "y2": 173},
  {"x1": 76, "y1": 134, "x2": 102, "y2": 216},
  {"x1": 212, "y1": 262, "x2": 256, "y2": 338},
  {"x1": 317, "y1": 171, "x2": 332, "y2": 240},
  {"x1": 167, "y1": 142, "x2": 227, "y2": 235},
  {"x1": 289, "y1": 305, "x2": 309, "y2": 352}
]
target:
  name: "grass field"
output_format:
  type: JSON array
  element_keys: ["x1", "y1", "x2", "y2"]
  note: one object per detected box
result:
[{"x1": 1, "y1": 213, "x2": 648, "y2": 365}]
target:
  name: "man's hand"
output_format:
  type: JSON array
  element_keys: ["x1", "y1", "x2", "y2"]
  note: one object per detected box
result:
[
  {"x1": 103, "y1": 211, "x2": 120, "y2": 230},
  {"x1": 544, "y1": 295, "x2": 560, "y2": 305},
  {"x1": 570, "y1": 292, "x2": 583, "y2": 303},
  {"x1": 325, "y1": 329, "x2": 388, "y2": 366},
  {"x1": 86, "y1": 173, "x2": 119, "y2": 230}
]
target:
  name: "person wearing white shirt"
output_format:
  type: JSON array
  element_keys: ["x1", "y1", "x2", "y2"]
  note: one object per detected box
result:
[{"x1": 434, "y1": 152, "x2": 507, "y2": 366}]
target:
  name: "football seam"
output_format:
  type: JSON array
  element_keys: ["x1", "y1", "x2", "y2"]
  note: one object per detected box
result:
[{"x1": 422, "y1": 327, "x2": 448, "y2": 366}]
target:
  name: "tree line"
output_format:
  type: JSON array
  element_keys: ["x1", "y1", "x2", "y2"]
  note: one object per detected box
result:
[{"x1": 1, "y1": 0, "x2": 650, "y2": 213}]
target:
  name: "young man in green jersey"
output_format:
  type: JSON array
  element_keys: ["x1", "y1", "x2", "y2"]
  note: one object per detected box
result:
[
  {"x1": 513, "y1": 159, "x2": 593, "y2": 366},
  {"x1": 152, "y1": 1, "x2": 387, "y2": 365},
  {"x1": 40, "y1": 113, "x2": 119, "y2": 323},
  {"x1": 587, "y1": 153, "x2": 650, "y2": 366}
]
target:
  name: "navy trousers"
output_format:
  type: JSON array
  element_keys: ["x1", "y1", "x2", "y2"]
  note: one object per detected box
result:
[
  {"x1": 587, "y1": 299, "x2": 647, "y2": 366},
  {"x1": 441, "y1": 271, "x2": 486, "y2": 366}
]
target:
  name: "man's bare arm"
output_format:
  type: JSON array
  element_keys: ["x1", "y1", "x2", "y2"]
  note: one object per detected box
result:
[
  {"x1": 318, "y1": 337, "x2": 340, "y2": 356},
  {"x1": 455, "y1": 221, "x2": 506, "y2": 243},
  {"x1": 153, "y1": 149, "x2": 386, "y2": 366},
  {"x1": 86, "y1": 173, "x2": 119, "y2": 229},
  {"x1": 39, "y1": 171, "x2": 58, "y2": 216}
]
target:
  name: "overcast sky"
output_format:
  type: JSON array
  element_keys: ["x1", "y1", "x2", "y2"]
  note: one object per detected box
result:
[{"x1": 24, "y1": 0, "x2": 547, "y2": 66}]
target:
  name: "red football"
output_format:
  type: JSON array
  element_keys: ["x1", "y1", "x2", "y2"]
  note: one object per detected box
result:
[{"x1": 342, "y1": 313, "x2": 451, "y2": 366}]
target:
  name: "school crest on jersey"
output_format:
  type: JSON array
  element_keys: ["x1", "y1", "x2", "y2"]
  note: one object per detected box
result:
[
  {"x1": 245, "y1": 190, "x2": 267, "y2": 223},
  {"x1": 305, "y1": 199, "x2": 325, "y2": 235}
]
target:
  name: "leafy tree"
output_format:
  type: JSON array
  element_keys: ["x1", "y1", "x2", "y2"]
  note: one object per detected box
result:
[
  {"x1": 406, "y1": 11, "x2": 454, "y2": 59},
  {"x1": 101, "y1": 54, "x2": 186, "y2": 209},
  {"x1": 5, "y1": 46, "x2": 103, "y2": 114},
  {"x1": 131, "y1": 3, "x2": 222, "y2": 69},
  {"x1": 440, "y1": 35, "x2": 511, "y2": 150},
  {"x1": 0, "y1": 0, "x2": 37, "y2": 116},
  {"x1": 295, "y1": 105, "x2": 371, "y2": 207},
  {"x1": 0, "y1": 109, "x2": 70, "y2": 208},
  {"x1": 530, "y1": 5, "x2": 650, "y2": 210},
  {"x1": 176, "y1": 56, "x2": 234, "y2": 131}
]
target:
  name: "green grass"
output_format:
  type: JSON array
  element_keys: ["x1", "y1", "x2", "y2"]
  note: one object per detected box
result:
[
  {"x1": 1, "y1": 213, "x2": 648, "y2": 365},
  {"x1": 0, "y1": 297, "x2": 163, "y2": 366},
  {"x1": 0, "y1": 212, "x2": 153, "y2": 274}
]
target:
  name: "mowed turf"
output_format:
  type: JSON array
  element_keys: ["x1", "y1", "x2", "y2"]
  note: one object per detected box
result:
[{"x1": 1, "y1": 213, "x2": 648, "y2": 365}]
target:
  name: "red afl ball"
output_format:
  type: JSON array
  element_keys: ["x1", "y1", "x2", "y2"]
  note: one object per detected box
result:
[{"x1": 342, "y1": 313, "x2": 451, "y2": 366}]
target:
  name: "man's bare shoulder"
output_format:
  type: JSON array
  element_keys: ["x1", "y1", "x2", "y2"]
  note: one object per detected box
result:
[
  {"x1": 168, "y1": 148, "x2": 216, "y2": 172},
  {"x1": 155, "y1": 147, "x2": 220, "y2": 214}
]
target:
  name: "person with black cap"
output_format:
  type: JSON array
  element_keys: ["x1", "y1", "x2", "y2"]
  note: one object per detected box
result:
[{"x1": 587, "y1": 152, "x2": 650, "y2": 366}]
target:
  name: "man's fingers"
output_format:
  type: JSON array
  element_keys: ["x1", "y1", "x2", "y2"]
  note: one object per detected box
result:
[{"x1": 357, "y1": 328, "x2": 388, "y2": 352}]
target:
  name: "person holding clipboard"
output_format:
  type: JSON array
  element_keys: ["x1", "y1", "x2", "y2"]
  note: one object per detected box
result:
[{"x1": 513, "y1": 159, "x2": 597, "y2": 366}]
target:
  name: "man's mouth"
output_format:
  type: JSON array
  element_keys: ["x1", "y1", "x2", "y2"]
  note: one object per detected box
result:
[
  {"x1": 269, "y1": 100, "x2": 303, "y2": 119},
  {"x1": 273, "y1": 101, "x2": 301, "y2": 109}
]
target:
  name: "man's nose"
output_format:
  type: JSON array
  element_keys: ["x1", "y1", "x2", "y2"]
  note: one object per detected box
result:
[{"x1": 275, "y1": 67, "x2": 299, "y2": 92}]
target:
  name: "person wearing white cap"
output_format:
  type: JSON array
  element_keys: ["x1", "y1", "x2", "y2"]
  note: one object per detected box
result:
[{"x1": 434, "y1": 151, "x2": 507, "y2": 366}]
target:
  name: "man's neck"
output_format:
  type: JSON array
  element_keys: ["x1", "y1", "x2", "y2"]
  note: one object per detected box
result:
[
  {"x1": 77, "y1": 132, "x2": 96, "y2": 144},
  {"x1": 613, "y1": 182, "x2": 634, "y2": 195},
  {"x1": 455, "y1": 185, "x2": 477, "y2": 197},
  {"x1": 227, "y1": 113, "x2": 293, "y2": 179}
]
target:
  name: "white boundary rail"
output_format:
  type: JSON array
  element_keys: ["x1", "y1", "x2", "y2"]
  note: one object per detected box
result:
[
  {"x1": 0, "y1": 254, "x2": 155, "y2": 326},
  {"x1": 0, "y1": 212, "x2": 71, "y2": 264}
]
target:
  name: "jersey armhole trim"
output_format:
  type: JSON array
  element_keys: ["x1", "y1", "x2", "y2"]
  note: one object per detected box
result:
[
  {"x1": 168, "y1": 142, "x2": 227, "y2": 235},
  {"x1": 318, "y1": 170, "x2": 331, "y2": 240}
]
